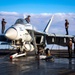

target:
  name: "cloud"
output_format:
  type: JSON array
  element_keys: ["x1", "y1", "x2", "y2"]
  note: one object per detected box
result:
[
  {"x1": 0, "y1": 12, "x2": 75, "y2": 35},
  {"x1": 0, "y1": 11, "x2": 19, "y2": 16},
  {"x1": 30, "y1": 13, "x2": 75, "y2": 35}
]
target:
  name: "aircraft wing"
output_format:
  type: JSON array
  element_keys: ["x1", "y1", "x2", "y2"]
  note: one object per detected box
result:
[
  {"x1": 27, "y1": 29, "x2": 45, "y2": 35},
  {"x1": 46, "y1": 34, "x2": 74, "y2": 46},
  {"x1": 33, "y1": 30, "x2": 45, "y2": 35},
  {"x1": 28, "y1": 29, "x2": 74, "y2": 46},
  {"x1": 0, "y1": 29, "x2": 74, "y2": 47}
]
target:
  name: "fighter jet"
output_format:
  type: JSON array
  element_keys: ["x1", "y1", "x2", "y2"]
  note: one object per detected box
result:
[{"x1": 0, "y1": 16, "x2": 74, "y2": 59}]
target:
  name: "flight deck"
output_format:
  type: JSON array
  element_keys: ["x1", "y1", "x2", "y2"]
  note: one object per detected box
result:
[{"x1": 0, "y1": 54, "x2": 75, "y2": 75}]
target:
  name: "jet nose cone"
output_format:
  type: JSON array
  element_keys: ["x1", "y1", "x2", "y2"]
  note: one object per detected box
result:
[{"x1": 5, "y1": 28, "x2": 17, "y2": 40}]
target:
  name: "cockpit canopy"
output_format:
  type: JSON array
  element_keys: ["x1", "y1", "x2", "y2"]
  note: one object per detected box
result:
[{"x1": 15, "y1": 18, "x2": 27, "y2": 25}]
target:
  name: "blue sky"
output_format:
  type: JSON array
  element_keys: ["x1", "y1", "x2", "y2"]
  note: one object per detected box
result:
[{"x1": 0, "y1": 0, "x2": 75, "y2": 13}]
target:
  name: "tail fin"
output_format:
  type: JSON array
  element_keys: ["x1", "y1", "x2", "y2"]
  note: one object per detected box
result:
[
  {"x1": 40, "y1": 15, "x2": 54, "y2": 43},
  {"x1": 44, "y1": 15, "x2": 54, "y2": 33}
]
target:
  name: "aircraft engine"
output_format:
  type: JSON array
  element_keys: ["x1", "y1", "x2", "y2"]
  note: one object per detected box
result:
[{"x1": 24, "y1": 44, "x2": 34, "y2": 51}]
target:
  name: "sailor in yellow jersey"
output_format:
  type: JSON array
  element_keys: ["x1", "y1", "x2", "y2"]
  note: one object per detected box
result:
[{"x1": 45, "y1": 48, "x2": 54, "y2": 61}]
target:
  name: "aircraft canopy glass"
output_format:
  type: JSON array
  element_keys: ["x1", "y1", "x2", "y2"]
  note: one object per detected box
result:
[{"x1": 15, "y1": 18, "x2": 27, "y2": 25}]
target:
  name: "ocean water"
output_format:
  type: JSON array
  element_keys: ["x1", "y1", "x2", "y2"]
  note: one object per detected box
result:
[
  {"x1": 0, "y1": 42, "x2": 74, "y2": 50},
  {"x1": 0, "y1": 42, "x2": 14, "y2": 49}
]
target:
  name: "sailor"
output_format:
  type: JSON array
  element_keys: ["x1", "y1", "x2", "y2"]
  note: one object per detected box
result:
[
  {"x1": 68, "y1": 38, "x2": 72, "y2": 58},
  {"x1": 1, "y1": 18, "x2": 7, "y2": 34},
  {"x1": 37, "y1": 42, "x2": 45, "y2": 55},
  {"x1": 45, "y1": 48, "x2": 54, "y2": 61},
  {"x1": 65, "y1": 19, "x2": 69, "y2": 35},
  {"x1": 25, "y1": 15, "x2": 31, "y2": 23},
  {"x1": 38, "y1": 46, "x2": 44, "y2": 55},
  {"x1": 45, "y1": 48, "x2": 51, "y2": 56},
  {"x1": 73, "y1": 37, "x2": 75, "y2": 54}
]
